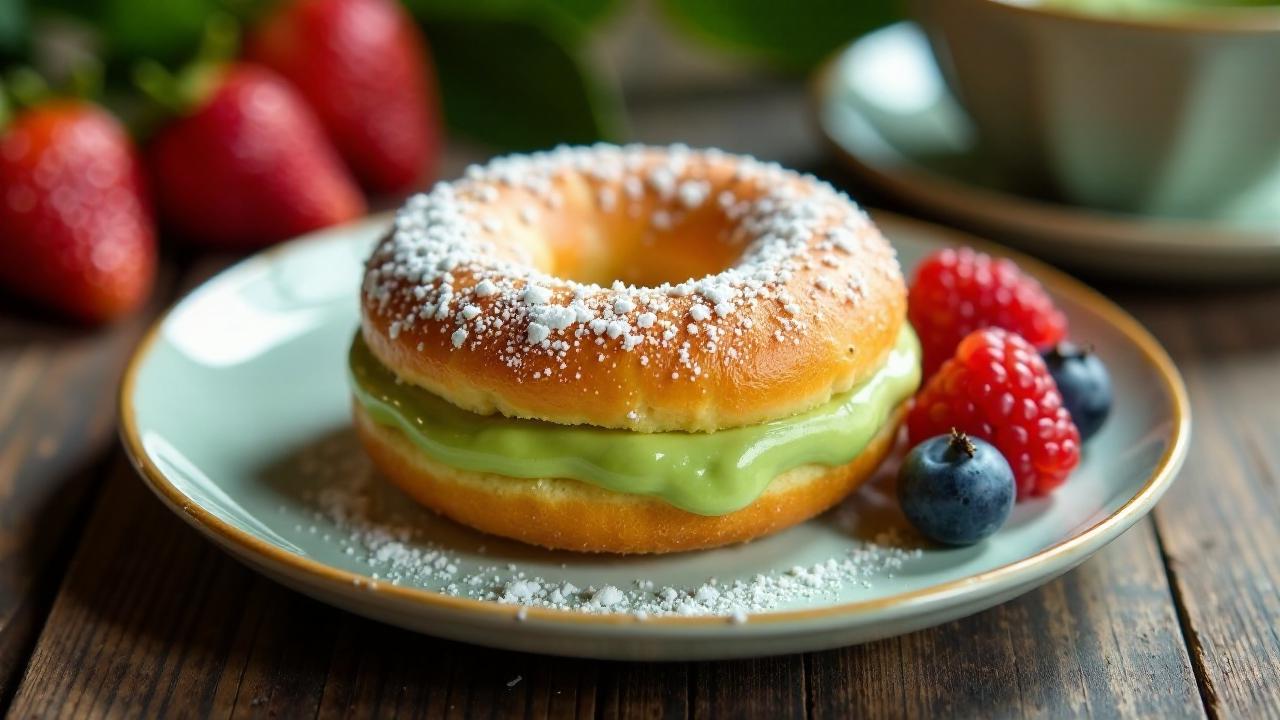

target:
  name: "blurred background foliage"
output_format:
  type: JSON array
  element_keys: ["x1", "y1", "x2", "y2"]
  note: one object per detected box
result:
[
  {"x1": 0, "y1": 0, "x2": 27, "y2": 59},
  {"x1": 1, "y1": 0, "x2": 900, "y2": 150},
  {"x1": 662, "y1": 0, "x2": 898, "y2": 72}
]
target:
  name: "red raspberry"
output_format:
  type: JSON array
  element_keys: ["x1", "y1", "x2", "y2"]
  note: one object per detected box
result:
[
  {"x1": 909, "y1": 247, "x2": 1068, "y2": 377},
  {"x1": 908, "y1": 328, "x2": 1081, "y2": 499}
]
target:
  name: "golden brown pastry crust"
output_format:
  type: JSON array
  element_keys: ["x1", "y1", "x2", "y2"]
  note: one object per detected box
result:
[{"x1": 361, "y1": 146, "x2": 906, "y2": 433}]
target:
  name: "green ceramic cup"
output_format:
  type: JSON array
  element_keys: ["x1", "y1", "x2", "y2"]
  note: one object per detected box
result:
[{"x1": 909, "y1": 0, "x2": 1280, "y2": 220}]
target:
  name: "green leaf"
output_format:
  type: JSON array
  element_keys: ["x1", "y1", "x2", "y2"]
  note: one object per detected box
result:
[
  {"x1": 0, "y1": 77, "x2": 10, "y2": 129},
  {"x1": 5, "y1": 66, "x2": 48, "y2": 106},
  {"x1": 420, "y1": 14, "x2": 624, "y2": 151},
  {"x1": 406, "y1": 0, "x2": 619, "y2": 31},
  {"x1": 0, "y1": 0, "x2": 27, "y2": 59},
  {"x1": 103, "y1": 0, "x2": 225, "y2": 62},
  {"x1": 545, "y1": 0, "x2": 618, "y2": 27},
  {"x1": 659, "y1": 0, "x2": 901, "y2": 72},
  {"x1": 41, "y1": 0, "x2": 224, "y2": 65}
]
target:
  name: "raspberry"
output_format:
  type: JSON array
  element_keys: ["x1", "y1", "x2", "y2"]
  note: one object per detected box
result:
[
  {"x1": 908, "y1": 328, "x2": 1081, "y2": 499},
  {"x1": 909, "y1": 247, "x2": 1068, "y2": 377}
]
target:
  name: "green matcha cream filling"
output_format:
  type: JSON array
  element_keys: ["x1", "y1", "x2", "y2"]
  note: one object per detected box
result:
[{"x1": 349, "y1": 326, "x2": 921, "y2": 516}]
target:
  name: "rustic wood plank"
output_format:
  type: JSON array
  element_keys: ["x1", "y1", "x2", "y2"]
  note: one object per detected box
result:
[
  {"x1": 11, "y1": 442, "x2": 819, "y2": 720},
  {"x1": 1122, "y1": 288, "x2": 1280, "y2": 719},
  {"x1": 0, "y1": 277, "x2": 173, "y2": 708},
  {"x1": 805, "y1": 519, "x2": 1203, "y2": 719},
  {"x1": 9, "y1": 452, "x2": 612, "y2": 719},
  {"x1": 312, "y1": 620, "x2": 602, "y2": 720},
  {"x1": 7, "y1": 454, "x2": 260, "y2": 718},
  {"x1": 690, "y1": 655, "x2": 806, "y2": 720},
  {"x1": 4, "y1": 254, "x2": 620, "y2": 720},
  {"x1": 8, "y1": 437, "x2": 820, "y2": 720},
  {"x1": 595, "y1": 661, "x2": 686, "y2": 720}
]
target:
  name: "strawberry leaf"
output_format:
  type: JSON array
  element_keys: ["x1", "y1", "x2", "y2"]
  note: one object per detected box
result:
[
  {"x1": 658, "y1": 0, "x2": 900, "y2": 72},
  {"x1": 419, "y1": 14, "x2": 624, "y2": 151}
]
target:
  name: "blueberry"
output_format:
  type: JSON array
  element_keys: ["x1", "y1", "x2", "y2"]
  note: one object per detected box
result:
[
  {"x1": 1043, "y1": 342, "x2": 1112, "y2": 441},
  {"x1": 898, "y1": 430, "x2": 1015, "y2": 546}
]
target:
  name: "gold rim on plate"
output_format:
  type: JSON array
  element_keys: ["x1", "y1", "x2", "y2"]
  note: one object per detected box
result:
[{"x1": 118, "y1": 212, "x2": 1191, "y2": 628}]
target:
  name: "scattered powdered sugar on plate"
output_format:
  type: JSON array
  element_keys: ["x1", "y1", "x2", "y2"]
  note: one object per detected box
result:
[{"x1": 286, "y1": 435, "x2": 923, "y2": 621}]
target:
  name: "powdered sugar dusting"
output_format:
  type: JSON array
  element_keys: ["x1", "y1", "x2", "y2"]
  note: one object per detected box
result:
[
  {"x1": 291, "y1": 436, "x2": 923, "y2": 620},
  {"x1": 361, "y1": 144, "x2": 892, "y2": 401}
]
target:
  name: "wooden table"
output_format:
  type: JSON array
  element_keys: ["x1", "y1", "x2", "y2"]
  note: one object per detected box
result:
[{"x1": 2, "y1": 81, "x2": 1278, "y2": 719}]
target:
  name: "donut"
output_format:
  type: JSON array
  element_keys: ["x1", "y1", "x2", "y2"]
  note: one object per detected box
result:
[{"x1": 352, "y1": 144, "x2": 921, "y2": 553}]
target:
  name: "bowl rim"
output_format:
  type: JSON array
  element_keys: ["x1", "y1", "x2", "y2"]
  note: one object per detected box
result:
[
  {"x1": 971, "y1": 0, "x2": 1280, "y2": 33},
  {"x1": 117, "y1": 212, "x2": 1192, "y2": 630},
  {"x1": 808, "y1": 36, "x2": 1280, "y2": 256}
]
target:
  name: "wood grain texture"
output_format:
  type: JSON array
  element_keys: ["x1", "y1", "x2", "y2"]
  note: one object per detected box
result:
[
  {"x1": 9, "y1": 450, "x2": 610, "y2": 719},
  {"x1": 8, "y1": 447, "x2": 1200, "y2": 720},
  {"x1": 8, "y1": 455, "x2": 257, "y2": 718},
  {"x1": 0, "y1": 280, "x2": 170, "y2": 706},
  {"x1": 806, "y1": 520, "x2": 1203, "y2": 719},
  {"x1": 691, "y1": 656, "x2": 806, "y2": 720},
  {"x1": 1122, "y1": 287, "x2": 1280, "y2": 719}
]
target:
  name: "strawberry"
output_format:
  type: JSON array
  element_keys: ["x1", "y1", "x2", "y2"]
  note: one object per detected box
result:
[
  {"x1": 0, "y1": 100, "x2": 156, "y2": 323},
  {"x1": 146, "y1": 62, "x2": 365, "y2": 249},
  {"x1": 909, "y1": 247, "x2": 1068, "y2": 378},
  {"x1": 245, "y1": 0, "x2": 442, "y2": 194}
]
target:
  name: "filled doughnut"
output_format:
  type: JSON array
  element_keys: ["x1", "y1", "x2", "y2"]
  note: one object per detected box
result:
[{"x1": 351, "y1": 144, "x2": 921, "y2": 553}]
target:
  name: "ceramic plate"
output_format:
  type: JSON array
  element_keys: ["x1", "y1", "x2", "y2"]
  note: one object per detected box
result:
[
  {"x1": 121, "y1": 212, "x2": 1189, "y2": 660},
  {"x1": 813, "y1": 22, "x2": 1280, "y2": 282}
]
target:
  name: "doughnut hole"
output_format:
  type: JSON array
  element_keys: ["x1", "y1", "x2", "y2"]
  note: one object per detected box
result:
[
  {"x1": 364, "y1": 145, "x2": 910, "y2": 432},
  {"x1": 472, "y1": 169, "x2": 751, "y2": 289}
]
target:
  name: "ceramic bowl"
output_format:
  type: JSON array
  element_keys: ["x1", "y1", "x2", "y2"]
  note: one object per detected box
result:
[
  {"x1": 811, "y1": 22, "x2": 1280, "y2": 282},
  {"x1": 910, "y1": 0, "x2": 1280, "y2": 221}
]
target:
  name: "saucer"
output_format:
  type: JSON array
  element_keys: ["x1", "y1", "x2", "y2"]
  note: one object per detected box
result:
[
  {"x1": 813, "y1": 22, "x2": 1280, "y2": 282},
  {"x1": 119, "y1": 212, "x2": 1188, "y2": 660}
]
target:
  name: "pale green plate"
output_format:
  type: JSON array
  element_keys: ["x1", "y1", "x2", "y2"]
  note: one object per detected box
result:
[
  {"x1": 813, "y1": 22, "x2": 1280, "y2": 282},
  {"x1": 121, "y1": 212, "x2": 1189, "y2": 660}
]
